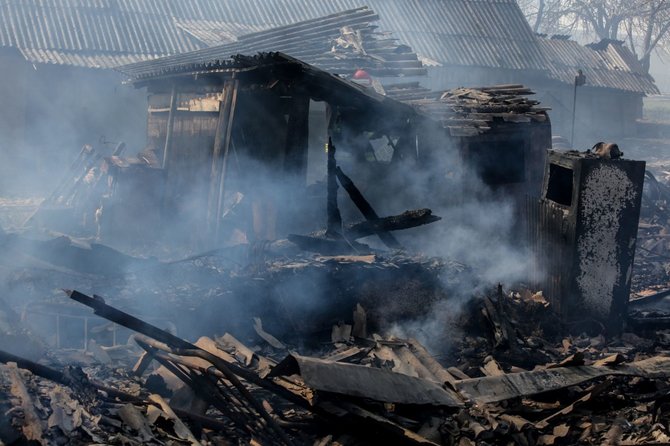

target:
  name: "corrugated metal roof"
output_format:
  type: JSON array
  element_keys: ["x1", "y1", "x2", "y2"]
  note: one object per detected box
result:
[
  {"x1": 184, "y1": 0, "x2": 547, "y2": 71},
  {"x1": 118, "y1": 7, "x2": 426, "y2": 79},
  {"x1": 539, "y1": 38, "x2": 659, "y2": 95},
  {"x1": 0, "y1": 0, "x2": 204, "y2": 55},
  {"x1": 0, "y1": 0, "x2": 546, "y2": 72},
  {"x1": 174, "y1": 20, "x2": 266, "y2": 47},
  {"x1": 19, "y1": 48, "x2": 157, "y2": 69}
]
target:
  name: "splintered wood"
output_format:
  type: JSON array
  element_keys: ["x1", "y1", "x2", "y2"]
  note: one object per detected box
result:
[{"x1": 0, "y1": 285, "x2": 669, "y2": 445}]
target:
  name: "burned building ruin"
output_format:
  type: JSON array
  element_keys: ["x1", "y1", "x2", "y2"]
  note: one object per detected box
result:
[{"x1": 1, "y1": 2, "x2": 670, "y2": 446}]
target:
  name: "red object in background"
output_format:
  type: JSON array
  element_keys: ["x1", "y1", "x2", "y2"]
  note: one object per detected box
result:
[{"x1": 352, "y1": 69, "x2": 372, "y2": 86}]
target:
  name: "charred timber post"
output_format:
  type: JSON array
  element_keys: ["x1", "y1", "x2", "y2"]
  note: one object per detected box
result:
[
  {"x1": 66, "y1": 289, "x2": 295, "y2": 446},
  {"x1": 207, "y1": 79, "x2": 239, "y2": 242},
  {"x1": 162, "y1": 83, "x2": 178, "y2": 170},
  {"x1": 159, "y1": 83, "x2": 178, "y2": 218},
  {"x1": 326, "y1": 138, "x2": 342, "y2": 238},
  {"x1": 335, "y1": 166, "x2": 402, "y2": 249}
]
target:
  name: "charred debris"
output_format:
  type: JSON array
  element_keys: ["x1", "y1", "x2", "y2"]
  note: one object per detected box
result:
[{"x1": 0, "y1": 52, "x2": 669, "y2": 446}]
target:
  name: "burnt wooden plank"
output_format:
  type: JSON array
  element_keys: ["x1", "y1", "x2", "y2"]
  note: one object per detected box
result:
[
  {"x1": 335, "y1": 166, "x2": 402, "y2": 249},
  {"x1": 207, "y1": 80, "x2": 239, "y2": 242}
]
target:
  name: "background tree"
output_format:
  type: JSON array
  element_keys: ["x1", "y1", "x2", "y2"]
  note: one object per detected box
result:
[{"x1": 516, "y1": 0, "x2": 670, "y2": 74}]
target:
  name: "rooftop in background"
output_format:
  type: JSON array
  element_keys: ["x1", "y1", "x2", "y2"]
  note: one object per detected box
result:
[
  {"x1": 0, "y1": 0, "x2": 206, "y2": 68},
  {"x1": 0, "y1": 0, "x2": 546, "y2": 73},
  {"x1": 0, "y1": 0, "x2": 658, "y2": 98},
  {"x1": 167, "y1": 0, "x2": 547, "y2": 72},
  {"x1": 538, "y1": 37, "x2": 660, "y2": 95},
  {"x1": 118, "y1": 7, "x2": 426, "y2": 80}
]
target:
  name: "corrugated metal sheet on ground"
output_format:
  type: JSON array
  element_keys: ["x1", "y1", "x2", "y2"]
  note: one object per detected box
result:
[{"x1": 539, "y1": 38, "x2": 659, "y2": 95}]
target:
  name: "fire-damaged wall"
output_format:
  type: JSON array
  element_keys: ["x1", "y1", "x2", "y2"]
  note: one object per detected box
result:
[{"x1": 528, "y1": 150, "x2": 645, "y2": 332}]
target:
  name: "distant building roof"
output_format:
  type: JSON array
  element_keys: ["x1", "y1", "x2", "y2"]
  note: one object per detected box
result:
[
  {"x1": 0, "y1": 0, "x2": 658, "y2": 97},
  {"x1": 118, "y1": 8, "x2": 426, "y2": 80},
  {"x1": 173, "y1": 20, "x2": 266, "y2": 47},
  {"x1": 538, "y1": 37, "x2": 660, "y2": 95},
  {"x1": 0, "y1": 0, "x2": 205, "y2": 67},
  {"x1": 0, "y1": 0, "x2": 546, "y2": 72},
  {"x1": 170, "y1": 0, "x2": 547, "y2": 72}
]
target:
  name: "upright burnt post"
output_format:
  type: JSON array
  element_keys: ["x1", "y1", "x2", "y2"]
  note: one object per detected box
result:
[
  {"x1": 207, "y1": 79, "x2": 239, "y2": 243},
  {"x1": 326, "y1": 137, "x2": 342, "y2": 238},
  {"x1": 162, "y1": 83, "x2": 178, "y2": 169}
]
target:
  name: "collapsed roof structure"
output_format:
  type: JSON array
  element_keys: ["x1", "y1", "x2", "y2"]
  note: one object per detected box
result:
[{"x1": 0, "y1": 2, "x2": 668, "y2": 446}]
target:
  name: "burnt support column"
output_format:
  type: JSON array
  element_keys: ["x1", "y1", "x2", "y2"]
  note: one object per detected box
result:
[
  {"x1": 326, "y1": 138, "x2": 342, "y2": 238},
  {"x1": 162, "y1": 83, "x2": 178, "y2": 169},
  {"x1": 207, "y1": 79, "x2": 239, "y2": 243}
]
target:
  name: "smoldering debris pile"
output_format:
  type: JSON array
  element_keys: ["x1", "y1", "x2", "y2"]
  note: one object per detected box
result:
[
  {"x1": 2, "y1": 287, "x2": 670, "y2": 446},
  {"x1": 630, "y1": 168, "x2": 670, "y2": 328},
  {"x1": 2, "y1": 132, "x2": 670, "y2": 445}
]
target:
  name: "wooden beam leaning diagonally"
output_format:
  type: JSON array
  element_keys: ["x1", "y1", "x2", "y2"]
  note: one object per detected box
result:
[{"x1": 335, "y1": 166, "x2": 402, "y2": 249}]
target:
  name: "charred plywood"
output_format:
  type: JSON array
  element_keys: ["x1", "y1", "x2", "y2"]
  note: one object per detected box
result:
[{"x1": 530, "y1": 150, "x2": 645, "y2": 332}]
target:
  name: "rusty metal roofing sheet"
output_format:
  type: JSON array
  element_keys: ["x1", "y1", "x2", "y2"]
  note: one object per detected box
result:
[{"x1": 539, "y1": 38, "x2": 659, "y2": 95}]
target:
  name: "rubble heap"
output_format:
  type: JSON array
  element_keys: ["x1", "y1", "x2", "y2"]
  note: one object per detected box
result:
[{"x1": 2, "y1": 282, "x2": 670, "y2": 446}]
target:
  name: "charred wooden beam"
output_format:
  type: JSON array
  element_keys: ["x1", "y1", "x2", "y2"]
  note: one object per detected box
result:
[
  {"x1": 162, "y1": 83, "x2": 178, "y2": 169},
  {"x1": 326, "y1": 138, "x2": 342, "y2": 238},
  {"x1": 207, "y1": 79, "x2": 239, "y2": 243},
  {"x1": 66, "y1": 290, "x2": 295, "y2": 446},
  {"x1": 6, "y1": 364, "x2": 44, "y2": 443},
  {"x1": 346, "y1": 209, "x2": 441, "y2": 240},
  {"x1": 135, "y1": 337, "x2": 281, "y2": 443},
  {"x1": 335, "y1": 166, "x2": 402, "y2": 249}
]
